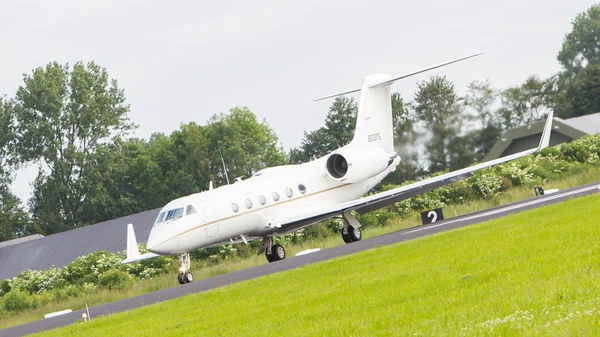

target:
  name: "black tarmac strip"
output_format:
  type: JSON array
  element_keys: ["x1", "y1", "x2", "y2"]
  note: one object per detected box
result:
[{"x1": 2, "y1": 181, "x2": 599, "y2": 337}]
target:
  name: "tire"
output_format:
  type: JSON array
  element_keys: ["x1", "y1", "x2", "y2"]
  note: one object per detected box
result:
[
  {"x1": 348, "y1": 227, "x2": 362, "y2": 242},
  {"x1": 265, "y1": 248, "x2": 275, "y2": 263},
  {"x1": 177, "y1": 273, "x2": 185, "y2": 285},
  {"x1": 184, "y1": 272, "x2": 193, "y2": 283},
  {"x1": 341, "y1": 228, "x2": 352, "y2": 243},
  {"x1": 272, "y1": 244, "x2": 286, "y2": 261}
]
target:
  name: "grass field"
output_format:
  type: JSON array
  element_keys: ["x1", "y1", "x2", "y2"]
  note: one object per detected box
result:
[{"x1": 33, "y1": 192, "x2": 600, "y2": 336}]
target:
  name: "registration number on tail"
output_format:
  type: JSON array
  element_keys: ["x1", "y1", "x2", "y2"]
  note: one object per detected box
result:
[{"x1": 367, "y1": 133, "x2": 381, "y2": 142}]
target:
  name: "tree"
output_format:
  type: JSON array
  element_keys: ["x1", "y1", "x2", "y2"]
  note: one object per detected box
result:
[
  {"x1": 564, "y1": 63, "x2": 600, "y2": 117},
  {"x1": 289, "y1": 96, "x2": 357, "y2": 164},
  {"x1": 0, "y1": 98, "x2": 32, "y2": 241},
  {"x1": 462, "y1": 81, "x2": 502, "y2": 161},
  {"x1": 12, "y1": 61, "x2": 133, "y2": 234},
  {"x1": 557, "y1": 4, "x2": 600, "y2": 78},
  {"x1": 498, "y1": 76, "x2": 554, "y2": 129},
  {"x1": 413, "y1": 75, "x2": 465, "y2": 173},
  {"x1": 208, "y1": 107, "x2": 287, "y2": 183},
  {"x1": 384, "y1": 93, "x2": 420, "y2": 184}
]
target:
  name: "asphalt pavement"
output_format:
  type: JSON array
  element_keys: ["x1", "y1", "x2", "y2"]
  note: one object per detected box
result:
[{"x1": 2, "y1": 181, "x2": 599, "y2": 337}]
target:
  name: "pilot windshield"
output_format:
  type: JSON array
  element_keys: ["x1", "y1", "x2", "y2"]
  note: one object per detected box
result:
[{"x1": 164, "y1": 208, "x2": 184, "y2": 222}]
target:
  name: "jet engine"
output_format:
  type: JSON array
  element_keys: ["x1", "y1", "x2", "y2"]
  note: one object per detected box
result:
[{"x1": 326, "y1": 146, "x2": 392, "y2": 183}]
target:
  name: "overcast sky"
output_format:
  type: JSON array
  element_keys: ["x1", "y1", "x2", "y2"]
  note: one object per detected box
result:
[{"x1": 0, "y1": 0, "x2": 592, "y2": 202}]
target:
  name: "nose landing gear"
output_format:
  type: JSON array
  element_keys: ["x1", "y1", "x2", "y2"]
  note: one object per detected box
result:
[{"x1": 177, "y1": 252, "x2": 193, "y2": 285}]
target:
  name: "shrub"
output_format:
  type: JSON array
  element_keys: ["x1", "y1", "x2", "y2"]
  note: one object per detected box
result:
[
  {"x1": 2, "y1": 289, "x2": 38, "y2": 312},
  {"x1": 0, "y1": 279, "x2": 10, "y2": 297},
  {"x1": 98, "y1": 269, "x2": 132, "y2": 291}
]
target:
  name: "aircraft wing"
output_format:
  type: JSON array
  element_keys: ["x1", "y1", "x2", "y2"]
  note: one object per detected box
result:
[{"x1": 279, "y1": 111, "x2": 553, "y2": 230}]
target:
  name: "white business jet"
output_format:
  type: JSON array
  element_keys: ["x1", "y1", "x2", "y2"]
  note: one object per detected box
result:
[{"x1": 123, "y1": 51, "x2": 554, "y2": 285}]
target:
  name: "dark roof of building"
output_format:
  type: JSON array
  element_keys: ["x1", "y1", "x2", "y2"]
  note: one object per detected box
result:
[
  {"x1": 483, "y1": 113, "x2": 600, "y2": 161},
  {"x1": 0, "y1": 234, "x2": 45, "y2": 249},
  {"x1": 0, "y1": 208, "x2": 160, "y2": 280}
]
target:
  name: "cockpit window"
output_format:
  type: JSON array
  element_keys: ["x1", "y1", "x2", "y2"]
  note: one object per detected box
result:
[
  {"x1": 165, "y1": 208, "x2": 184, "y2": 222},
  {"x1": 154, "y1": 212, "x2": 166, "y2": 224},
  {"x1": 186, "y1": 205, "x2": 197, "y2": 215}
]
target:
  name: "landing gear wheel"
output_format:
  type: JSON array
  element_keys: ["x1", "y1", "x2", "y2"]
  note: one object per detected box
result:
[
  {"x1": 184, "y1": 272, "x2": 193, "y2": 283},
  {"x1": 177, "y1": 253, "x2": 192, "y2": 285},
  {"x1": 349, "y1": 227, "x2": 362, "y2": 242},
  {"x1": 342, "y1": 227, "x2": 362, "y2": 243},
  {"x1": 342, "y1": 229, "x2": 352, "y2": 243},
  {"x1": 266, "y1": 243, "x2": 286, "y2": 262}
]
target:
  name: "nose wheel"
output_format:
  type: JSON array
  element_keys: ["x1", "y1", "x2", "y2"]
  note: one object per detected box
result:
[{"x1": 177, "y1": 253, "x2": 193, "y2": 285}]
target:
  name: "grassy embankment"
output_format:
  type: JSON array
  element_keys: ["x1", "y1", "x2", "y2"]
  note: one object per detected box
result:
[
  {"x1": 1, "y1": 166, "x2": 599, "y2": 330},
  {"x1": 34, "y1": 186, "x2": 600, "y2": 336}
]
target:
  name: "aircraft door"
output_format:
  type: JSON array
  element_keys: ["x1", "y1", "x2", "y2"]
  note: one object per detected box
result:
[{"x1": 197, "y1": 202, "x2": 219, "y2": 237}]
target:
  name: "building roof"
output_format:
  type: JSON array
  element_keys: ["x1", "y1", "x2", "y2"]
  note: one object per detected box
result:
[
  {"x1": 0, "y1": 235, "x2": 44, "y2": 249},
  {"x1": 560, "y1": 113, "x2": 600, "y2": 135},
  {"x1": 0, "y1": 208, "x2": 160, "y2": 281},
  {"x1": 483, "y1": 113, "x2": 600, "y2": 162}
]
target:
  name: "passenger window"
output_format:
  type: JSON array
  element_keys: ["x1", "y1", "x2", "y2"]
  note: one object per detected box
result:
[
  {"x1": 186, "y1": 205, "x2": 197, "y2": 215},
  {"x1": 258, "y1": 195, "x2": 266, "y2": 205},
  {"x1": 245, "y1": 199, "x2": 253, "y2": 209},
  {"x1": 231, "y1": 203, "x2": 239, "y2": 213},
  {"x1": 272, "y1": 191, "x2": 280, "y2": 201},
  {"x1": 298, "y1": 184, "x2": 307, "y2": 194},
  {"x1": 284, "y1": 187, "x2": 293, "y2": 198}
]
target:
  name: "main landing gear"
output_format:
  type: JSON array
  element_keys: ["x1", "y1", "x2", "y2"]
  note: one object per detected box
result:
[
  {"x1": 258, "y1": 236, "x2": 286, "y2": 263},
  {"x1": 341, "y1": 211, "x2": 362, "y2": 244},
  {"x1": 177, "y1": 252, "x2": 193, "y2": 285}
]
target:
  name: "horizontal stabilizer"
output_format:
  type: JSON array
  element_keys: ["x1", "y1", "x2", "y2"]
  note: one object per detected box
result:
[
  {"x1": 314, "y1": 51, "x2": 486, "y2": 101},
  {"x1": 122, "y1": 252, "x2": 160, "y2": 264}
]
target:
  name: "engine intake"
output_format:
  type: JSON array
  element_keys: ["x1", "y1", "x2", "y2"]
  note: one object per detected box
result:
[
  {"x1": 326, "y1": 154, "x2": 348, "y2": 178},
  {"x1": 325, "y1": 146, "x2": 392, "y2": 183}
]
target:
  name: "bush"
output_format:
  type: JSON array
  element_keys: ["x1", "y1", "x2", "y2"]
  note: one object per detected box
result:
[
  {"x1": 2, "y1": 289, "x2": 38, "y2": 312},
  {"x1": 0, "y1": 279, "x2": 10, "y2": 297},
  {"x1": 98, "y1": 269, "x2": 132, "y2": 291}
]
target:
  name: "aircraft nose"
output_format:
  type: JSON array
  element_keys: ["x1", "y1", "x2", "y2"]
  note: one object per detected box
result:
[{"x1": 146, "y1": 228, "x2": 160, "y2": 252}]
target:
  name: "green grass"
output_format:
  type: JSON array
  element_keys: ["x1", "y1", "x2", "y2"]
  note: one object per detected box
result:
[
  {"x1": 32, "y1": 192, "x2": 600, "y2": 336},
  {"x1": 1, "y1": 167, "x2": 599, "y2": 330}
]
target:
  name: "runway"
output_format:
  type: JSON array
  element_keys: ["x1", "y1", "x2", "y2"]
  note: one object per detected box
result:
[{"x1": 2, "y1": 181, "x2": 599, "y2": 337}]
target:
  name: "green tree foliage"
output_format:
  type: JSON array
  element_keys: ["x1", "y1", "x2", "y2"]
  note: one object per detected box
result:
[
  {"x1": 11, "y1": 61, "x2": 133, "y2": 234},
  {"x1": 0, "y1": 98, "x2": 31, "y2": 241},
  {"x1": 557, "y1": 4, "x2": 600, "y2": 78},
  {"x1": 289, "y1": 96, "x2": 357, "y2": 164},
  {"x1": 564, "y1": 63, "x2": 600, "y2": 117},
  {"x1": 413, "y1": 75, "x2": 468, "y2": 172},
  {"x1": 497, "y1": 76, "x2": 554, "y2": 130},
  {"x1": 384, "y1": 93, "x2": 420, "y2": 184},
  {"x1": 462, "y1": 81, "x2": 502, "y2": 161},
  {"x1": 208, "y1": 107, "x2": 287, "y2": 183}
]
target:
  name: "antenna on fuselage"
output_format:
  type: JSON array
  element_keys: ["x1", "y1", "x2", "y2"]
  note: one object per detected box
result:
[
  {"x1": 217, "y1": 138, "x2": 230, "y2": 185},
  {"x1": 209, "y1": 181, "x2": 213, "y2": 191}
]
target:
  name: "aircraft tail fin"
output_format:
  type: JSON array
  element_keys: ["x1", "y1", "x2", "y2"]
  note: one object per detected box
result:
[{"x1": 350, "y1": 75, "x2": 395, "y2": 153}]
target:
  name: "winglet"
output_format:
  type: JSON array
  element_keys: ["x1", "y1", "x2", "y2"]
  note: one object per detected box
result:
[
  {"x1": 126, "y1": 223, "x2": 140, "y2": 259},
  {"x1": 538, "y1": 110, "x2": 554, "y2": 151},
  {"x1": 122, "y1": 224, "x2": 160, "y2": 264}
]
